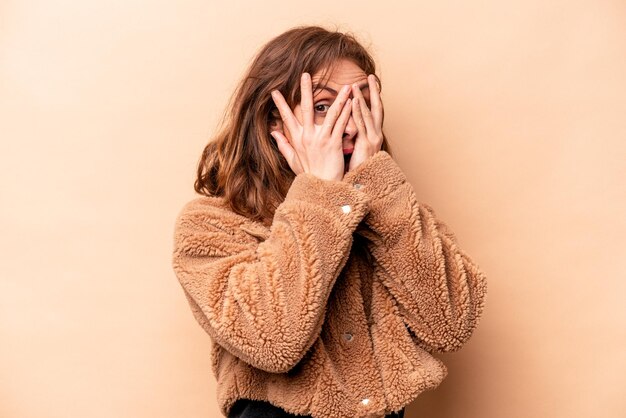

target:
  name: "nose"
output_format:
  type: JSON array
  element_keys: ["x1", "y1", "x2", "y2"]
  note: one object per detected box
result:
[{"x1": 342, "y1": 114, "x2": 357, "y2": 145}]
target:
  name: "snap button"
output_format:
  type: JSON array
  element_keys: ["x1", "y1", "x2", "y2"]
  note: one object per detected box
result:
[
  {"x1": 354, "y1": 183, "x2": 362, "y2": 190},
  {"x1": 361, "y1": 398, "x2": 370, "y2": 405},
  {"x1": 343, "y1": 332, "x2": 353, "y2": 341},
  {"x1": 341, "y1": 204, "x2": 351, "y2": 214}
]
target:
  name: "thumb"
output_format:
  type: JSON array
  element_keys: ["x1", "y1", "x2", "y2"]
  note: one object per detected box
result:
[
  {"x1": 270, "y1": 131, "x2": 300, "y2": 171},
  {"x1": 270, "y1": 131, "x2": 293, "y2": 158}
]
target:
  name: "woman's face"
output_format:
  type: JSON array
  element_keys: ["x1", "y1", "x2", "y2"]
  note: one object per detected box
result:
[{"x1": 271, "y1": 58, "x2": 373, "y2": 155}]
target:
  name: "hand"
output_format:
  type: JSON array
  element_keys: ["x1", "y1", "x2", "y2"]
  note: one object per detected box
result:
[
  {"x1": 348, "y1": 74, "x2": 384, "y2": 172},
  {"x1": 270, "y1": 72, "x2": 353, "y2": 182}
]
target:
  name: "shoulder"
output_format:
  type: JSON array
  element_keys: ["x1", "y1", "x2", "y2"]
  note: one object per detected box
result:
[
  {"x1": 175, "y1": 196, "x2": 244, "y2": 227},
  {"x1": 173, "y1": 196, "x2": 269, "y2": 248},
  {"x1": 176, "y1": 195, "x2": 229, "y2": 215}
]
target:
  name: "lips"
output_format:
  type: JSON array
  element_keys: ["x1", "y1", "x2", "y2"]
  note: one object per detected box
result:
[{"x1": 342, "y1": 148, "x2": 354, "y2": 155}]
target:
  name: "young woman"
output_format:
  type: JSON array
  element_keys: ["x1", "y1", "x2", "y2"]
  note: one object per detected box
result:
[{"x1": 172, "y1": 25, "x2": 488, "y2": 418}]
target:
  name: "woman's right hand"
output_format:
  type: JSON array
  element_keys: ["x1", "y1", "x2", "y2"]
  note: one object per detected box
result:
[{"x1": 270, "y1": 72, "x2": 353, "y2": 182}]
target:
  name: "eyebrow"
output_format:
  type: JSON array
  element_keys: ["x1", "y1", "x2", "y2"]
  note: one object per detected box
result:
[{"x1": 312, "y1": 81, "x2": 370, "y2": 95}]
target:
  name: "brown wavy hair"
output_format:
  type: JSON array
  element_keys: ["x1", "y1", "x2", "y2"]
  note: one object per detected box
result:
[{"x1": 194, "y1": 25, "x2": 393, "y2": 226}]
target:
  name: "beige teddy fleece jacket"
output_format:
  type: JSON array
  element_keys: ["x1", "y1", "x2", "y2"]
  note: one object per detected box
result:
[{"x1": 171, "y1": 150, "x2": 487, "y2": 418}]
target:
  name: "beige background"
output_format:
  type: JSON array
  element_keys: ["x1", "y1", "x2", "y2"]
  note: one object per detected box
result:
[{"x1": 1, "y1": 0, "x2": 625, "y2": 417}]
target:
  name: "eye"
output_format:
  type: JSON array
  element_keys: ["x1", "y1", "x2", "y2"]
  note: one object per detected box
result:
[{"x1": 314, "y1": 103, "x2": 330, "y2": 114}]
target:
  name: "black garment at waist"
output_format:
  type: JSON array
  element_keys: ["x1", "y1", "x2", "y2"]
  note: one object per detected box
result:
[{"x1": 228, "y1": 398, "x2": 406, "y2": 418}]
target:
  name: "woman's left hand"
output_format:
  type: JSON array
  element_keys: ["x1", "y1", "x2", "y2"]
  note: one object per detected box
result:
[{"x1": 348, "y1": 74, "x2": 384, "y2": 172}]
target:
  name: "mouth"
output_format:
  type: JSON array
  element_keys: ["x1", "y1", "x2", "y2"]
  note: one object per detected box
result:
[{"x1": 343, "y1": 149, "x2": 353, "y2": 172}]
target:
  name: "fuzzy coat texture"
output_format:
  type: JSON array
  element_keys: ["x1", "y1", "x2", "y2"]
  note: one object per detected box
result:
[{"x1": 172, "y1": 150, "x2": 488, "y2": 418}]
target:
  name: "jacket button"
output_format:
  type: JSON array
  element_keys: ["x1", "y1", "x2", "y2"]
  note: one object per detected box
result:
[
  {"x1": 361, "y1": 398, "x2": 370, "y2": 405},
  {"x1": 354, "y1": 183, "x2": 362, "y2": 190},
  {"x1": 343, "y1": 332, "x2": 353, "y2": 341},
  {"x1": 341, "y1": 204, "x2": 351, "y2": 214}
]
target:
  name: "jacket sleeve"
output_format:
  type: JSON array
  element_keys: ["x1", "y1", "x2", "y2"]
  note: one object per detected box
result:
[
  {"x1": 171, "y1": 172, "x2": 370, "y2": 373},
  {"x1": 342, "y1": 150, "x2": 488, "y2": 353}
]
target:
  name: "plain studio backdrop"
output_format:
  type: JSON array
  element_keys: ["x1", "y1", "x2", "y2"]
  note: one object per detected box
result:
[{"x1": 1, "y1": 1, "x2": 625, "y2": 417}]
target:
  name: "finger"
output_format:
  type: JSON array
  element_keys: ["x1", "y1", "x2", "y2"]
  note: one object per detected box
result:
[
  {"x1": 270, "y1": 130, "x2": 298, "y2": 166},
  {"x1": 300, "y1": 73, "x2": 314, "y2": 130},
  {"x1": 351, "y1": 97, "x2": 367, "y2": 138},
  {"x1": 368, "y1": 74, "x2": 383, "y2": 130},
  {"x1": 271, "y1": 90, "x2": 300, "y2": 137},
  {"x1": 331, "y1": 98, "x2": 352, "y2": 138},
  {"x1": 352, "y1": 84, "x2": 377, "y2": 134},
  {"x1": 320, "y1": 84, "x2": 351, "y2": 136}
]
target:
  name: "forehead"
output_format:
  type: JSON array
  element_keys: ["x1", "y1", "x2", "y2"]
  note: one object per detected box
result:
[{"x1": 311, "y1": 59, "x2": 368, "y2": 92}]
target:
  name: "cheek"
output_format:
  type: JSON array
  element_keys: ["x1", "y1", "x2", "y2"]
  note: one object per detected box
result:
[{"x1": 313, "y1": 113, "x2": 326, "y2": 125}]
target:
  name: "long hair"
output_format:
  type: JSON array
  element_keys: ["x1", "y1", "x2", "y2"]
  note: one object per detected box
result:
[{"x1": 194, "y1": 25, "x2": 393, "y2": 225}]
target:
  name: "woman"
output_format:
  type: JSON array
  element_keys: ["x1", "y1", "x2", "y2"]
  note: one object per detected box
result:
[{"x1": 172, "y1": 25, "x2": 487, "y2": 418}]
